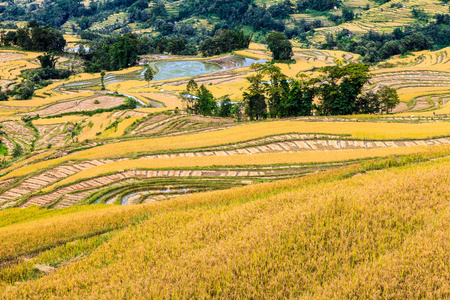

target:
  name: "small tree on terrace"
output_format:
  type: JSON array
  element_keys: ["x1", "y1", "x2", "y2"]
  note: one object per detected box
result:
[
  {"x1": 100, "y1": 70, "x2": 106, "y2": 90},
  {"x1": 243, "y1": 73, "x2": 267, "y2": 120},
  {"x1": 144, "y1": 65, "x2": 154, "y2": 87},
  {"x1": 378, "y1": 85, "x2": 400, "y2": 114},
  {"x1": 37, "y1": 52, "x2": 58, "y2": 69},
  {"x1": 266, "y1": 32, "x2": 293, "y2": 62}
]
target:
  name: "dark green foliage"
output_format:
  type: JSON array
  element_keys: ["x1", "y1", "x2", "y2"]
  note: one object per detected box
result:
[
  {"x1": 317, "y1": 63, "x2": 372, "y2": 115},
  {"x1": 23, "y1": 68, "x2": 71, "y2": 88},
  {"x1": 187, "y1": 85, "x2": 217, "y2": 116},
  {"x1": 37, "y1": 53, "x2": 58, "y2": 69},
  {"x1": 262, "y1": 65, "x2": 289, "y2": 117},
  {"x1": 243, "y1": 73, "x2": 267, "y2": 120},
  {"x1": 242, "y1": 64, "x2": 316, "y2": 119},
  {"x1": 8, "y1": 81, "x2": 35, "y2": 100},
  {"x1": 296, "y1": 0, "x2": 341, "y2": 11},
  {"x1": 355, "y1": 91, "x2": 381, "y2": 114},
  {"x1": 12, "y1": 143, "x2": 23, "y2": 158},
  {"x1": 6, "y1": 22, "x2": 66, "y2": 52},
  {"x1": 218, "y1": 97, "x2": 233, "y2": 117},
  {"x1": 378, "y1": 86, "x2": 400, "y2": 113},
  {"x1": 342, "y1": 7, "x2": 354, "y2": 22},
  {"x1": 321, "y1": 25, "x2": 442, "y2": 63},
  {"x1": 280, "y1": 80, "x2": 315, "y2": 117},
  {"x1": 199, "y1": 29, "x2": 252, "y2": 57},
  {"x1": 266, "y1": 32, "x2": 293, "y2": 61},
  {"x1": 84, "y1": 33, "x2": 139, "y2": 72},
  {"x1": 0, "y1": 87, "x2": 8, "y2": 101}
]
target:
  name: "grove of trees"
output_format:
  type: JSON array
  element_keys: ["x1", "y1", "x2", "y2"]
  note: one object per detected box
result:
[
  {"x1": 183, "y1": 62, "x2": 399, "y2": 120},
  {"x1": 1, "y1": 21, "x2": 66, "y2": 52}
]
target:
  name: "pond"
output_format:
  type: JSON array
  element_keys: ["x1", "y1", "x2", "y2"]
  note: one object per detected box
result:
[
  {"x1": 59, "y1": 56, "x2": 267, "y2": 91},
  {"x1": 149, "y1": 60, "x2": 221, "y2": 81}
]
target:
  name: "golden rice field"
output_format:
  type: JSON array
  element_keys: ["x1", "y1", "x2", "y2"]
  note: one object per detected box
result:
[
  {"x1": 2, "y1": 150, "x2": 450, "y2": 298},
  {"x1": 2, "y1": 7, "x2": 450, "y2": 297}
]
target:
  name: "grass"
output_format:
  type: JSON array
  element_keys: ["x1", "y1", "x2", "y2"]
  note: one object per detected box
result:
[{"x1": 1, "y1": 150, "x2": 450, "y2": 298}]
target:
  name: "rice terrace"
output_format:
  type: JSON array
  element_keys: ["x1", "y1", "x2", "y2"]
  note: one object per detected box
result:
[{"x1": 2, "y1": 0, "x2": 450, "y2": 298}]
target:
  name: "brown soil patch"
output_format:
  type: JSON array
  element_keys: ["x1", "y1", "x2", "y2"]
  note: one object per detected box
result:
[
  {"x1": 391, "y1": 102, "x2": 409, "y2": 113},
  {"x1": 31, "y1": 96, "x2": 125, "y2": 117},
  {"x1": 411, "y1": 100, "x2": 431, "y2": 111},
  {"x1": 0, "y1": 52, "x2": 25, "y2": 62}
]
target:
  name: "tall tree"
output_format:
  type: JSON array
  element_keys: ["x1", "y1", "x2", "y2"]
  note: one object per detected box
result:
[
  {"x1": 280, "y1": 79, "x2": 316, "y2": 117},
  {"x1": 189, "y1": 85, "x2": 217, "y2": 116},
  {"x1": 317, "y1": 63, "x2": 371, "y2": 115},
  {"x1": 243, "y1": 73, "x2": 267, "y2": 120},
  {"x1": 262, "y1": 64, "x2": 288, "y2": 117}
]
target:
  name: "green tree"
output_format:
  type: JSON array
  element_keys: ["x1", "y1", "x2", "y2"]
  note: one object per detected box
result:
[
  {"x1": 378, "y1": 86, "x2": 400, "y2": 114},
  {"x1": 262, "y1": 64, "x2": 288, "y2": 117},
  {"x1": 109, "y1": 34, "x2": 139, "y2": 70},
  {"x1": 197, "y1": 85, "x2": 217, "y2": 116},
  {"x1": 12, "y1": 143, "x2": 23, "y2": 158},
  {"x1": 0, "y1": 87, "x2": 8, "y2": 101},
  {"x1": 187, "y1": 85, "x2": 217, "y2": 116},
  {"x1": 100, "y1": 70, "x2": 106, "y2": 90},
  {"x1": 37, "y1": 52, "x2": 58, "y2": 69},
  {"x1": 144, "y1": 65, "x2": 154, "y2": 87},
  {"x1": 243, "y1": 73, "x2": 267, "y2": 120},
  {"x1": 186, "y1": 78, "x2": 198, "y2": 95},
  {"x1": 266, "y1": 32, "x2": 293, "y2": 61},
  {"x1": 218, "y1": 96, "x2": 233, "y2": 117},
  {"x1": 280, "y1": 80, "x2": 316, "y2": 117},
  {"x1": 355, "y1": 91, "x2": 381, "y2": 114}
]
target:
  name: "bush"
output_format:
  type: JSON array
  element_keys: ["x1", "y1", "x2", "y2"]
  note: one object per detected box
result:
[{"x1": 12, "y1": 144, "x2": 23, "y2": 158}]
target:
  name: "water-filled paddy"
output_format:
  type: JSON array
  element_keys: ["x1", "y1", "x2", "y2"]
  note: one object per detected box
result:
[{"x1": 59, "y1": 56, "x2": 267, "y2": 90}]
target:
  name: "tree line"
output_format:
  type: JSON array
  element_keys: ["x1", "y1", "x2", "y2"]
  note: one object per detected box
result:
[
  {"x1": 322, "y1": 19, "x2": 450, "y2": 63},
  {"x1": 0, "y1": 21, "x2": 66, "y2": 52},
  {"x1": 183, "y1": 62, "x2": 399, "y2": 120}
]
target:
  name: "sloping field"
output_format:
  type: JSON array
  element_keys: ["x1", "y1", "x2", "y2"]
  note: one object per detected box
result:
[
  {"x1": 1, "y1": 118, "x2": 450, "y2": 210},
  {"x1": 1, "y1": 151, "x2": 450, "y2": 298}
]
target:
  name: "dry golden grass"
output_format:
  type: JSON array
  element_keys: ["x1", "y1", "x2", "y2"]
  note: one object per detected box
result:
[{"x1": 2, "y1": 152, "x2": 450, "y2": 298}]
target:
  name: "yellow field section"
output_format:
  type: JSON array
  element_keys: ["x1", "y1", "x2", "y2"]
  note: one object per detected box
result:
[
  {"x1": 102, "y1": 116, "x2": 141, "y2": 138},
  {"x1": 397, "y1": 90, "x2": 450, "y2": 103},
  {"x1": 135, "y1": 107, "x2": 172, "y2": 113},
  {"x1": 4, "y1": 157, "x2": 450, "y2": 298},
  {"x1": 4, "y1": 120, "x2": 450, "y2": 179},
  {"x1": 44, "y1": 145, "x2": 450, "y2": 191},
  {"x1": 0, "y1": 204, "x2": 156, "y2": 261},
  {"x1": 78, "y1": 112, "x2": 112, "y2": 141},
  {"x1": 233, "y1": 50, "x2": 270, "y2": 60},
  {"x1": 138, "y1": 92, "x2": 183, "y2": 108},
  {"x1": 1, "y1": 92, "x2": 94, "y2": 108}
]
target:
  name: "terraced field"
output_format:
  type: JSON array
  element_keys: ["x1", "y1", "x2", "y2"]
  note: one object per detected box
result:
[
  {"x1": 1, "y1": 116, "x2": 450, "y2": 211},
  {"x1": 1, "y1": 46, "x2": 450, "y2": 213},
  {"x1": 2, "y1": 148, "x2": 450, "y2": 298}
]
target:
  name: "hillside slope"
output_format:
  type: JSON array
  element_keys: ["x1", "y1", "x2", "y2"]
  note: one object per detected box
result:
[{"x1": 2, "y1": 149, "x2": 450, "y2": 298}]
